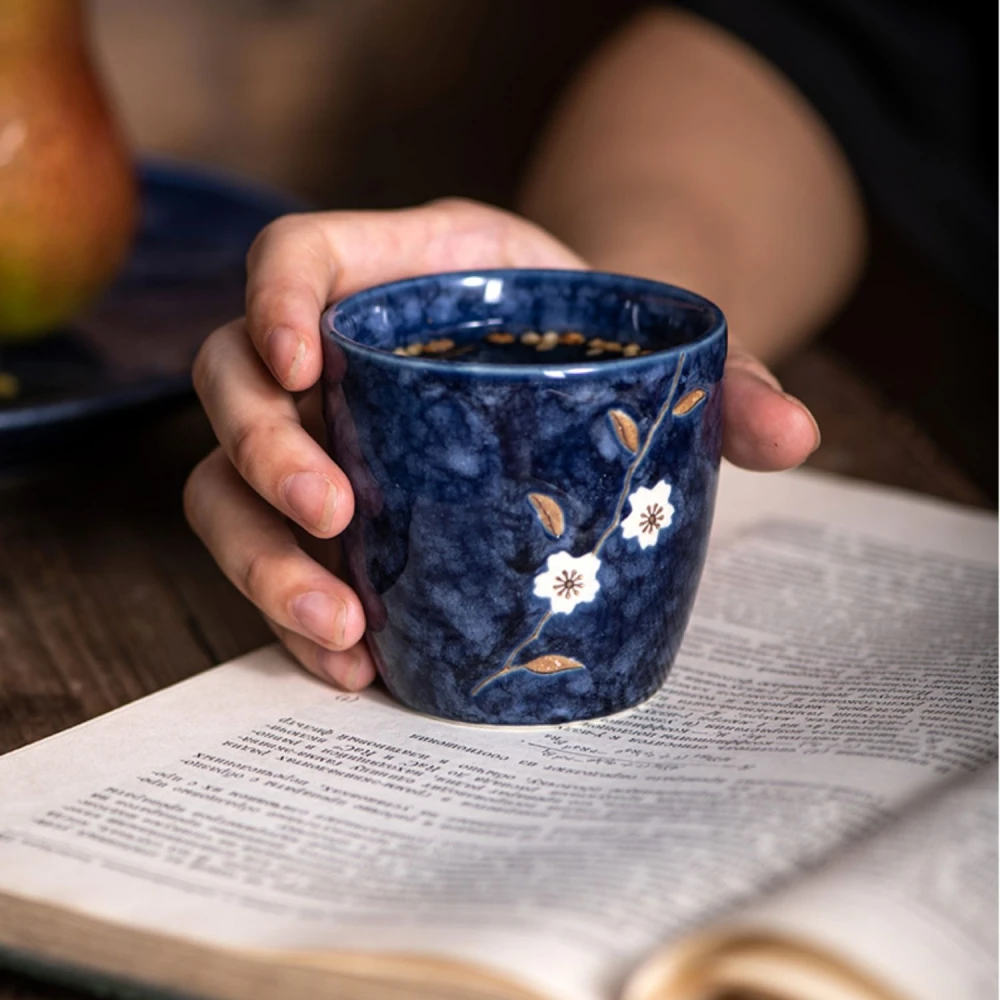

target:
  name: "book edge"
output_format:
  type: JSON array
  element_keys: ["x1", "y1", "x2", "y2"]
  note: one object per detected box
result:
[
  {"x1": 0, "y1": 889, "x2": 546, "y2": 1000},
  {"x1": 621, "y1": 929, "x2": 906, "y2": 1000},
  {"x1": 723, "y1": 463, "x2": 995, "y2": 524}
]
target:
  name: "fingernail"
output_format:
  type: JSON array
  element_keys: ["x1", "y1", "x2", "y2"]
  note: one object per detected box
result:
[
  {"x1": 268, "y1": 326, "x2": 305, "y2": 384},
  {"x1": 783, "y1": 392, "x2": 822, "y2": 452},
  {"x1": 291, "y1": 591, "x2": 346, "y2": 647},
  {"x1": 730, "y1": 361, "x2": 783, "y2": 393},
  {"x1": 756, "y1": 368, "x2": 784, "y2": 392},
  {"x1": 342, "y1": 649, "x2": 364, "y2": 690},
  {"x1": 344, "y1": 653, "x2": 361, "y2": 691},
  {"x1": 318, "y1": 648, "x2": 361, "y2": 690},
  {"x1": 282, "y1": 471, "x2": 337, "y2": 532}
]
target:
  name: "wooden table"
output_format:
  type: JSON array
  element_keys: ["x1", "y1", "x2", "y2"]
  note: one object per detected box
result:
[{"x1": 0, "y1": 345, "x2": 990, "y2": 999}]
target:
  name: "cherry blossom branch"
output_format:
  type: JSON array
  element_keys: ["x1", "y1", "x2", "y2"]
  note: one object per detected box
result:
[
  {"x1": 470, "y1": 354, "x2": 688, "y2": 697},
  {"x1": 470, "y1": 611, "x2": 553, "y2": 696},
  {"x1": 593, "y1": 355, "x2": 685, "y2": 557}
]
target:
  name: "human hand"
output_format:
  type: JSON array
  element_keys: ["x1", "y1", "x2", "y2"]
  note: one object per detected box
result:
[{"x1": 184, "y1": 199, "x2": 819, "y2": 692}]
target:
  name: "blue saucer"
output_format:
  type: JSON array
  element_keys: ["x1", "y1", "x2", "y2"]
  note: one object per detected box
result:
[{"x1": 0, "y1": 160, "x2": 304, "y2": 465}]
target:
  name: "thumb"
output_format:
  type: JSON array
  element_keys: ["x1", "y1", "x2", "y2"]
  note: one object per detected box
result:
[{"x1": 722, "y1": 348, "x2": 821, "y2": 471}]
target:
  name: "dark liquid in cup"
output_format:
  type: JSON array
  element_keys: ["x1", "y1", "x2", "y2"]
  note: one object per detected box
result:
[{"x1": 392, "y1": 330, "x2": 653, "y2": 364}]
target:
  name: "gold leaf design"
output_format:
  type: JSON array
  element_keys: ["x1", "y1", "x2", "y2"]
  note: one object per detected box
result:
[
  {"x1": 528, "y1": 493, "x2": 565, "y2": 538},
  {"x1": 521, "y1": 655, "x2": 584, "y2": 675},
  {"x1": 672, "y1": 388, "x2": 707, "y2": 416},
  {"x1": 609, "y1": 409, "x2": 639, "y2": 453}
]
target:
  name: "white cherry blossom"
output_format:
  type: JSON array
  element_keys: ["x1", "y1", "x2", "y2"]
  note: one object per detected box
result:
[
  {"x1": 533, "y1": 551, "x2": 601, "y2": 615},
  {"x1": 621, "y1": 480, "x2": 674, "y2": 549}
]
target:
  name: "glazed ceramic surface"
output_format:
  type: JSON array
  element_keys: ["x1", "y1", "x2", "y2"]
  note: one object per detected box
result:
[{"x1": 321, "y1": 269, "x2": 726, "y2": 725}]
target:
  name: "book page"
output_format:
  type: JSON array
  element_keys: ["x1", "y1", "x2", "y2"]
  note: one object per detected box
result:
[
  {"x1": 0, "y1": 465, "x2": 996, "y2": 1000},
  {"x1": 630, "y1": 763, "x2": 997, "y2": 1000}
]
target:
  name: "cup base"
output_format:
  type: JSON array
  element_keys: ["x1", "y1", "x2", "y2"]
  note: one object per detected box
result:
[{"x1": 377, "y1": 667, "x2": 672, "y2": 729}]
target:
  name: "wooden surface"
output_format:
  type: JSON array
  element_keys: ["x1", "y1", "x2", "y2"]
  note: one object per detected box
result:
[{"x1": 0, "y1": 345, "x2": 991, "y2": 1000}]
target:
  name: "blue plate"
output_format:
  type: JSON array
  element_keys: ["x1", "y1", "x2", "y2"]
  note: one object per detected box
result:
[{"x1": 0, "y1": 160, "x2": 304, "y2": 465}]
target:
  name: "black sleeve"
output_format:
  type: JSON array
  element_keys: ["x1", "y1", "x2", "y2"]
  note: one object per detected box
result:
[{"x1": 672, "y1": 0, "x2": 995, "y2": 314}]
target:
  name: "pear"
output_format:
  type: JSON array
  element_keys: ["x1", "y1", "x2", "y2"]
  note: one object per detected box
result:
[{"x1": 0, "y1": 0, "x2": 136, "y2": 340}]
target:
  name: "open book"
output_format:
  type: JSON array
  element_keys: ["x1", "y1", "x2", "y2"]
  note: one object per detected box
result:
[{"x1": 1, "y1": 465, "x2": 996, "y2": 1000}]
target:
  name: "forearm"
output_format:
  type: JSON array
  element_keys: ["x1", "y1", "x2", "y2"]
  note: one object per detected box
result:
[{"x1": 518, "y1": 8, "x2": 867, "y2": 365}]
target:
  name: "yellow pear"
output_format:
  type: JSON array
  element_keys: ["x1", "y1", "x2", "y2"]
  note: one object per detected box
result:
[{"x1": 0, "y1": 0, "x2": 136, "y2": 340}]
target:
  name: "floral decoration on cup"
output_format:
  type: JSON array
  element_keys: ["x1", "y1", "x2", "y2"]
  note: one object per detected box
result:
[
  {"x1": 621, "y1": 481, "x2": 675, "y2": 549},
  {"x1": 471, "y1": 367, "x2": 709, "y2": 696},
  {"x1": 533, "y1": 551, "x2": 602, "y2": 614}
]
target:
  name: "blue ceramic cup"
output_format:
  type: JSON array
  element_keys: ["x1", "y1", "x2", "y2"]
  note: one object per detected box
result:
[{"x1": 321, "y1": 269, "x2": 726, "y2": 725}]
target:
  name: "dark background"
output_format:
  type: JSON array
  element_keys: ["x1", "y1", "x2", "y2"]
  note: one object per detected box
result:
[{"x1": 90, "y1": 0, "x2": 996, "y2": 499}]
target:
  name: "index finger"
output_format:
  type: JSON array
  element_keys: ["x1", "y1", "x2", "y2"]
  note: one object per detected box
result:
[
  {"x1": 244, "y1": 214, "x2": 333, "y2": 392},
  {"x1": 244, "y1": 201, "x2": 585, "y2": 391}
]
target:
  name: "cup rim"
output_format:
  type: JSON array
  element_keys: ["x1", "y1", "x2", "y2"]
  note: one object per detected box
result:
[{"x1": 320, "y1": 268, "x2": 727, "y2": 377}]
